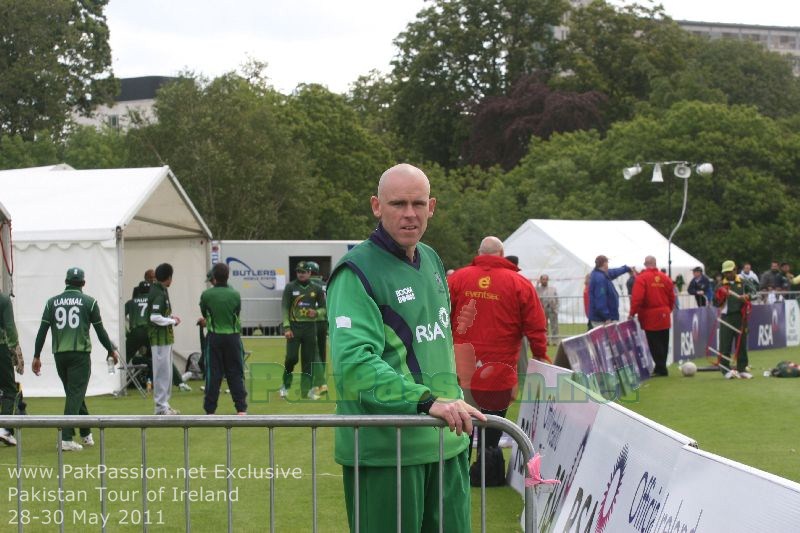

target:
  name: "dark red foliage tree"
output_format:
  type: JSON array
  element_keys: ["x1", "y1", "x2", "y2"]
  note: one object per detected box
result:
[{"x1": 464, "y1": 74, "x2": 607, "y2": 170}]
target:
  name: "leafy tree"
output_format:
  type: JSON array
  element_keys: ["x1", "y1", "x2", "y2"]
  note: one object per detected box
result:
[
  {"x1": 286, "y1": 83, "x2": 394, "y2": 239},
  {"x1": 463, "y1": 73, "x2": 607, "y2": 169},
  {"x1": 0, "y1": 0, "x2": 117, "y2": 139},
  {"x1": 649, "y1": 38, "x2": 800, "y2": 119},
  {"x1": 505, "y1": 101, "x2": 800, "y2": 273},
  {"x1": 62, "y1": 125, "x2": 128, "y2": 169},
  {"x1": 0, "y1": 133, "x2": 59, "y2": 169},
  {"x1": 389, "y1": 0, "x2": 569, "y2": 167},
  {"x1": 556, "y1": 0, "x2": 694, "y2": 122},
  {"x1": 126, "y1": 72, "x2": 314, "y2": 240}
]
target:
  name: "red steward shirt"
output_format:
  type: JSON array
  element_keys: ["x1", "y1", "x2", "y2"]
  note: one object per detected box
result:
[
  {"x1": 448, "y1": 255, "x2": 548, "y2": 390},
  {"x1": 629, "y1": 267, "x2": 675, "y2": 331}
]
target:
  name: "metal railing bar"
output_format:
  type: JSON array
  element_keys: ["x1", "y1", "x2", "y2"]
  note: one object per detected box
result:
[
  {"x1": 100, "y1": 428, "x2": 107, "y2": 533},
  {"x1": 268, "y1": 427, "x2": 275, "y2": 533},
  {"x1": 0, "y1": 415, "x2": 536, "y2": 533},
  {"x1": 396, "y1": 427, "x2": 401, "y2": 533},
  {"x1": 353, "y1": 426, "x2": 359, "y2": 533},
  {"x1": 141, "y1": 427, "x2": 148, "y2": 533},
  {"x1": 226, "y1": 427, "x2": 233, "y2": 533},
  {"x1": 438, "y1": 428, "x2": 444, "y2": 533},
  {"x1": 311, "y1": 426, "x2": 318, "y2": 533},
  {"x1": 57, "y1": 428, "x2": 64, "y2": 533},
  {"x1": 183, "y1": 427, "x2": 191, "y2": 533}
]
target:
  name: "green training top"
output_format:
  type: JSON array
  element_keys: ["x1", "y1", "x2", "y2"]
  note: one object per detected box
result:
[
  {"x1": 147, "y1": 281, "x2": 174, "y2": 346},
  {"x1": 327, "y1": 239, "x2": 467, "y2": 467},
  {"x1": 125, "y1": 294, "x2": 150, "y2": 330},
  {"x1": 281, "y1": 279, "x2": 326, "y2": 328},
  {"x1": 0, "y1": 292, "x2": 19, "y2": 348},
  {"x1": 33, "y1": 286, "x2": 115, "y2": 356},
  {"x1": 199, "y1": 284, "x2": 242, "y2": 334}
]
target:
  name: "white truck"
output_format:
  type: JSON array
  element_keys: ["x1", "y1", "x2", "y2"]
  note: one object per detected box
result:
[{"x1": 213, "y1": 240, "x2": 361, "y2": 335}]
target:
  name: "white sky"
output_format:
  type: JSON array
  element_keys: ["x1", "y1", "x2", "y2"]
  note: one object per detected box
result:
[{"x1": 106, "y1": 0, "x2": 800, "y2": 94}]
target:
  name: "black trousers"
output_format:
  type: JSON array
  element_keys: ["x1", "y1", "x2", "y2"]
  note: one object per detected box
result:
[
  {"x1": 645, "y1": 329, "x2": 670, "y2": 375},
  {"x1": 203, "y1": 333, "x2": 247, "y2": 414}
]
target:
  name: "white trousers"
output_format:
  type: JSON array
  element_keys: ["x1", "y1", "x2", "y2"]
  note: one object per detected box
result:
[{"x1": 151, "y1": 344, "x2": 174, "y2": 414}]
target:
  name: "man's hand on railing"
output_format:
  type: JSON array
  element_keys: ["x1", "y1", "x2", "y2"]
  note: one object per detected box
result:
[{"x1": 428, "y1": 398, "x2": 486, "y2": 436}]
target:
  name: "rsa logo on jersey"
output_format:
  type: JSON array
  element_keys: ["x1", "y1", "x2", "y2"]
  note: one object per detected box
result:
[{"x1": 561, "y1": 445, "x2": 629, "y2": 533}]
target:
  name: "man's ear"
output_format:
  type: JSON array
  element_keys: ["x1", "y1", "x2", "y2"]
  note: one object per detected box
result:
[{"x1": 370, "y1": 195, "x2": 381, "y2": 218}]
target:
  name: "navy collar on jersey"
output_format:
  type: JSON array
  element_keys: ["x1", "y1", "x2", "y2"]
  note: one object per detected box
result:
[{"x1": 369, "y1": 222, "x2": 421, "y2": 269}]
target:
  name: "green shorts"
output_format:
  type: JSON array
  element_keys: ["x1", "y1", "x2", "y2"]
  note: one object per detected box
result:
[{"x1": 342, "y1": 447, "x2": 471, "y2": 532}]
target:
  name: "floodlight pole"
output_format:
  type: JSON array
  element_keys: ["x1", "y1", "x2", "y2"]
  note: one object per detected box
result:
[{"x1": 666, "y1": 177, "x2": 689, "y2": 278}]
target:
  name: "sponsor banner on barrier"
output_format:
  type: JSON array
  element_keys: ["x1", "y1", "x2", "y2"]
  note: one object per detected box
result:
[
  {"x1": 561, "y1": 334, "x2": 599, "y2": 374},
  {"x1": 672, "y1": 306, "x2": 716, "y2": 362},
  {"x1": 747, "y1": 302, "x2": 786, "y2": 350},
  {"x1": 550, "y1": 401, "x2": 695, "y2": 532},
  {"x1": 509, "y1": 360, "x2": 600, "y2": 531},
  {"x1": 614, "y1": 321, "x2": 653, "y2": 382},
  {"x1": 672, "y1": 303, "x2": 787, "y2": 360},
  {"x1": 664, "y1": 446, "x2": 800, "y2": 532},
  {"x1": 786, "y1": 299, "x2": 800, "y2": 347}
]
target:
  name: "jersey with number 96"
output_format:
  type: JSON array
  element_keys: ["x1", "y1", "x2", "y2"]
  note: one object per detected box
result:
[{"x1": 38, "y1": 287, "x2": 113, "y2": 354}]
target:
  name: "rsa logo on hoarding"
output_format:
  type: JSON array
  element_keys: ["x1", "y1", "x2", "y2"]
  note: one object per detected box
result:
[
  {"x1": 226, "y1": 257, "x2": 278, "y2": 290},
  {"x1": 562, "y1": 444, "x2": 629, "y2": 532}
]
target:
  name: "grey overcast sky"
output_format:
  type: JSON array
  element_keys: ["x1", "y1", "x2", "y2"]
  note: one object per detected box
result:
[{"x1": 106, "y1": 0, "x2": 800, "y2": 94}]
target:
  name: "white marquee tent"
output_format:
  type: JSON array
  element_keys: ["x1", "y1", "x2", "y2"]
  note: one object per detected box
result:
[
  {"x1": 0, "y1": 165, "x2": 212, "y2": 397},
  {"x1": 503, "y1": 219, "x2": 705, "y2": 320}
]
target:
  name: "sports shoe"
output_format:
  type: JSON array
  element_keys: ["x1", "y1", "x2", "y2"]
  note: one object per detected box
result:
[
  {"x1": 319, "y1": 384, "x2": 328, "y2": 394},
  {"x1": 724, "y1": 370, "x2": 740, "y2": 379},
  {"x1": 178, "y1": 382, "x2": 192, "y2": 392},
  {"x1": 60, "y1": 440, "x2": 83, "y2": 452},
  {"x1": 237, "y1": 412, "x2": 247, "y2": 416},
  {"x1": 0, "y1": 429, "x2": 17, "y2": 447},
  {"x1": 307, "y1": 387, "x2": 321, "y2": 401},
  {"x1": 181, "y1": 371, "x2": 193, "y2": 382},
  {"x1": 739, "y1": 372, "x2": 753, "y2": 379},
  {"x1": 82, "y1": 434, "x2": 95, "y2": 447},
  {"x1": 279, "y1": 386, "x2": 288, "y2": 399},
  {"x1": 157, "y1": 407, "x2": 181, "y2": 415}
]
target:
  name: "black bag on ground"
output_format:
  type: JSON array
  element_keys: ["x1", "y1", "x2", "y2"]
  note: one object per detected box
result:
[{"x1": 470, "y1": 446, "x2": 506, "y2": 487}]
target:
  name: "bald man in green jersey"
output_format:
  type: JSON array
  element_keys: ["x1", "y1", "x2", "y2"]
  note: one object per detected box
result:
[
  {"x1": 328, "y1": 164, "x2": 485, "y2": 532},
  {"x1": 32, "y1": 267, "x2": 119, "y2": 452}
]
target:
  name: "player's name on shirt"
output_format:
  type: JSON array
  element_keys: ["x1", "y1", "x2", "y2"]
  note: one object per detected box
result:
[{"x1": 53, "y1": 297, "x2": 84, "y2": 307}]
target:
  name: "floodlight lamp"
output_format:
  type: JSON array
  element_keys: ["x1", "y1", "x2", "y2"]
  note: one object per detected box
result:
[
  {"x1": 695, "y1": 162, "x2": 714, "y2": 176},
  {"x1": 673, "y1": 163, "x2": 691, "y2": 179},
  {"x1": 623, "y1": 164, "x2": 642, "y2": 180},
  {"x1": 651, "y1": 163, "x2": 664, "y2": 183}
]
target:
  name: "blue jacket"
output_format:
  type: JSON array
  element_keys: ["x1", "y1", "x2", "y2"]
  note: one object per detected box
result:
[{"x1": 589, "y1": 266, "x2": 630, "y2": 322}]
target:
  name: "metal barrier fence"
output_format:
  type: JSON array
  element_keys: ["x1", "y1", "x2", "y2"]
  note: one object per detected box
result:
[{"x1": 0, "y1": 415, "x2": 536, "y2": 533}]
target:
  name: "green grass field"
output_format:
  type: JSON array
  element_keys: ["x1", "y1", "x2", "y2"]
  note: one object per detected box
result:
[{"x1": 1, "y1": 338, "x2": 797, "y2": 532}]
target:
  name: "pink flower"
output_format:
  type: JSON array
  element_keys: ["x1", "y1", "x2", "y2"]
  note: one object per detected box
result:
[{"x1": 525, "y1": 453, "x2": 560, "y2": 487}]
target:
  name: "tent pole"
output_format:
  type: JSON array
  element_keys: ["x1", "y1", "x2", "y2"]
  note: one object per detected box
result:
[{"x1": 116, "y1": 226, "x2": 125, "y2": 370}]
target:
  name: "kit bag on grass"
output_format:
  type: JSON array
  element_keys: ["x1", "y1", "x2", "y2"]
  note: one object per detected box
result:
[
  {"x1": 771, "y1": 361, "x2": 800, "y2": 377},
  {"x1": 470, "y1": 446, "x2": 506, "y2": 487}
]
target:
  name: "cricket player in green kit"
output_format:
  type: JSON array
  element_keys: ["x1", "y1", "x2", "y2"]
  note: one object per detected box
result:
[
  {"x1": 199, "y1": 262, "x2": 247, "y2": 414},
  {"x1": 32, "y1": 267, "x2": 119, "y2": 451},
  {"x1": 147, "y1": 263, "x2": 181, "y2": 415},
  {"x1": 0, "y1": 291, "x2": 24, "y2": 446},
  {"x1": 280, "y1": 261, "x2": 326, "y2": 400},
  {"x1": 327, "y1": 164, "x2": 485, "y2": 532}
]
